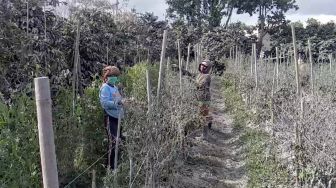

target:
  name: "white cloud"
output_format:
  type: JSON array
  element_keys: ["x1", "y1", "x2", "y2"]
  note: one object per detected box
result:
[
  {"x1": 125, "y1": 0, "x2": 168, "y2": 18},
  {"x1": 287, "y1": 14, "x2": 336, "y2": 25},
  {"x1": 231, "y1": 13, "x2": 336, "y2": 26}
]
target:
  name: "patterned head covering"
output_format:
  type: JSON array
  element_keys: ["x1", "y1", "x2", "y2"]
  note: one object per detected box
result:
[
  {"x1": 102, "y1": 66, "x2": 120, "y2": 83},
  {"x1": 199, "y1": 60, "x2": 212, "y2": 74}
]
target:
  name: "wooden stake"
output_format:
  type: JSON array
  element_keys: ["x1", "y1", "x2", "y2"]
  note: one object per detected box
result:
[
  {"x1": 186, "y1": 43, "x2": 191, "y2": 71},
  {"x1": 114, "y1": 112, "x2": 122, "y2": 171},
  {"x1": 291, "y1": 23, "x2": 301, "y2": 188},
  {"x1": 92, "y1": 170, "x2": 96, "y2": 188},
  {"x1": 146, "y1": 69, "x2": 152, "y2": 111},
  {"x1": 72, "y1": 22, "x2": 80, "y2": 115},
  {"x1": 43, "y1": 0, "x2": 47, "y2": 40},
  {"x1": 106, "y1": 45, "x2": 109, "y2": 64},
  {"x1": 177, "y1": 39, "x2": 182, "y2": 95},
  {"x1": 235, "y1": 45, "x2": 238, "y2": 68},
  {"x1": 26, "y1": 0, "x2": 29, "y2": 36},
  {"x1": 129, "y1": 157, "x2": 133, "y2": 188},
  {"x1": 253, "y1": 43, "x2": 258, "y2": 90},
  {"x1": 251, "y1": 44, "x2": 254, "y2": 76},
  {"x1": 166, "y1": 57, "x2": 170, "y2": 72},
  {"x1": 308, "y1": 39, "x2": 314, "y2": 94},
  {"x1": 250, "y1": 54, "x2": 253, "y2": 76},
  {"x1": 271, "y1": 65, "x2": 276, "y2": 124},
  {"x1": 157, "y1": 30, "x2": 168, "y2": 99},
  {"x1": 276, "y1": 47, "x2": 280, "y2": 90},
  {"x1": 329, "y1": 54, "x2": 332, "y2": 74},
  {"x1": 34, "y1": 77, "x2": 59, "y2": 188},
  {"x1": 292, "y1": 24, "x2": 301, "y2": 96}
]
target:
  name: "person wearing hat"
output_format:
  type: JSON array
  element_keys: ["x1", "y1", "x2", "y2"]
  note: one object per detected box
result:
[
  {"x1": 196, "y1": 60, "x2": 213, "y2": 140},
  {"x1": 99, "y1": 65, "x2": 125, "y2": 170}
]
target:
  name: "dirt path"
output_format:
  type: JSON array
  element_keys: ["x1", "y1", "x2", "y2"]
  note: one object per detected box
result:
[{"x1": 174, "y1": 77, "x2": 248, "y2": 188}]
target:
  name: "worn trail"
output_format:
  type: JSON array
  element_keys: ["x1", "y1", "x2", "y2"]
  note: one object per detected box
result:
[{"x1": 174, "y1": 77, "x2": 247, "y2": 188}]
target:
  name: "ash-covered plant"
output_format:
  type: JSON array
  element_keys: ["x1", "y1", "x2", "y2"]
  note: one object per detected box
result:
[
  {"x1": 225, "y1": 53, "x2": 336, "y2": 187},
  {"x1": 103, "y1": 62, "x2": 200, "y2": 187}
]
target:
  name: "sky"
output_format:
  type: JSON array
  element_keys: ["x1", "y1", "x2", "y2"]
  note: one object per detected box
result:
[{"x1": 123, "y1": 0, "x2": 336, "y2": 26}]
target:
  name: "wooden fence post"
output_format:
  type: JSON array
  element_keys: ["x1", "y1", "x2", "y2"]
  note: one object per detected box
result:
[{"x1": 34, "y1": 77, "x2": 59, "y2": 188}]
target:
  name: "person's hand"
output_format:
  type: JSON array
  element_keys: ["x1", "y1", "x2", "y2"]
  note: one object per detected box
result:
[
  {"x1": 117, "y1": 82, "x2": 124, "y2": 89},
  {"x1": 120, "y1": 98, "x2": 132, "y2": 107}
]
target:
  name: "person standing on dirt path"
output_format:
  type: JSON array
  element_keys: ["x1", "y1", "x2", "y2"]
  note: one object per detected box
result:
[
  {"x1": 99, "y1": 65, "x2": 126, "y2": 170},
  {"x1": 196, "y1": 60, "x2": 213, "y2": 140}
]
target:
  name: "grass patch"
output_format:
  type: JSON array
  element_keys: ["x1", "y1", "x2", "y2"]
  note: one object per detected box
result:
[{"x1": 221, "y1": 75, "x2": 290, "y2": 187}]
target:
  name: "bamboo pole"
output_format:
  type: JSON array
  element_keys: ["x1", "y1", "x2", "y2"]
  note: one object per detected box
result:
[
  {"x1": 253, "y1": 43, "x2": 258, "y2": 90},
  {"x1": 308, "y1": 39, "x2": 314, "y2": 94},
  {"x1": 177, "y1": 39, "x2": 182, "y2": 95},
  {"x1": 271, "y1": 65, "x2": 276, "y2": 124},
  {"x1": 235, "y1": 45, "x2": 238, "y2": 68},
  {"x1": 276, "y1": 47, "x2": 280, "y2": 90},
  {"x1": 157, "y1": 30, "x2": 167, "y2": 99},
  {"x1": 292, "y1": 25, "x2": 301, "y2": 96},
  {"x1": 250, "y1": 54, "x2": 253, "y2": 76},
  {"x1": 166, "y1": 57, "x2": 170, "y2": 72},
  {"x1": 26, "y1": 0, "x2": 29, "y2": 36},
  {"x1": 106, "y1": 45, "x2": 109, "y2": 64},
  {"x1": 43, "y1": 0, "x2": 47, "y2": 40},
  {"x1": 251, "y1": 44, "x2": 254, "y2": 76},
  {"x1": 186, "y1": 43, "x2": 191, "y2": 71},
  {"x1": 329, "y1": 54, "x2": 332, "y2": 74},
  {"x1": 129, "y1": 157, "x2": 133, "y2": 188},
  {"x1": 72, "y1": 22, "x2": 80, "y2": 114},
  {"x1": 146, "y1": 69, "x2": 152, "y2": 111},
  {"x1": 114, "y1": 112, "x2": 122, "y2": 171},
  {"x1": 291, "y1": 23, "x2": 301, "y2": 188},
  {"x1": 34, "y1": 77, "x2": 59, "y2": 188},
  {"x1": 92, "y1": 170, "x2": 96, "y2": 188}
]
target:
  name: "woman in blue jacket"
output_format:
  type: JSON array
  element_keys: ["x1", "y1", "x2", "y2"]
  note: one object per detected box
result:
[{"x1": 99, "y1": 65, "x2": 124, "y2": 170}]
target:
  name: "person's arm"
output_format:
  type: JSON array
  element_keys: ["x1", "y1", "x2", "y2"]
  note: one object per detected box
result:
[{"x1": 100, "y1": 86, "x2": 121, "y2": 110}]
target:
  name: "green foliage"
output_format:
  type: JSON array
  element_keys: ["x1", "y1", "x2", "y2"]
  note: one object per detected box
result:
[
  {"x1": 53, "y1": 83, "x2": 107, "y2": 186},
  {"x1": 0, "y1": 94, "x2": 41, "y2": 187},
  {"x1": 243, "y1": 130, "x2": 290, "y2": 188},
  {"x1": 121, "y1": 63, "x2": 159, "y2": 102},
  {"x1": 222, "y1": 73, "x2": 250, "y2": 129},
  {"x1": 0, "y1": 81, "x2": 107, "y2": 187},
  {"x1": 166, "y1": 0, "x2": 233, "y2": 28}
]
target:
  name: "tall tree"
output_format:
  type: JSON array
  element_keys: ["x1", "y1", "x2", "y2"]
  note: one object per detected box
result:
[
  {"x1": 234, "y1": 0, "x2": 298, "y2": 53},
  {"x1": 166, "y1": 0, "x2": 235, "y2": 29}
]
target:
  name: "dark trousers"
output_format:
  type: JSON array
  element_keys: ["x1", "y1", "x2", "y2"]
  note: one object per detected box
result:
[{"x1": 104, "y1": 114, "x2": 123, "y2": 170}]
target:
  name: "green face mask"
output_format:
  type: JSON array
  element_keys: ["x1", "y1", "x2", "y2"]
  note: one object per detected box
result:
[{"x1": 107, "y1": 76, "x2": 119, "y2": 85}]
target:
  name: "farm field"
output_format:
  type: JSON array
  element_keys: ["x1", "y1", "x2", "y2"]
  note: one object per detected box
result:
[{"x1": 1, "y1": 0, "x2": 336, "y2": 187}]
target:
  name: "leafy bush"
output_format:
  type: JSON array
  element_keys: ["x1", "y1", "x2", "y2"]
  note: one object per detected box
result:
[{"x1": 0, "y1": 93, "x2": 41, "y2": 187}]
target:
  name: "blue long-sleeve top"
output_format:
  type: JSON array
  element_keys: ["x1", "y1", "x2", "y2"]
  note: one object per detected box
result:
[{"x1": 99, "y1": 83, "x2": 124, "y2": 119}]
